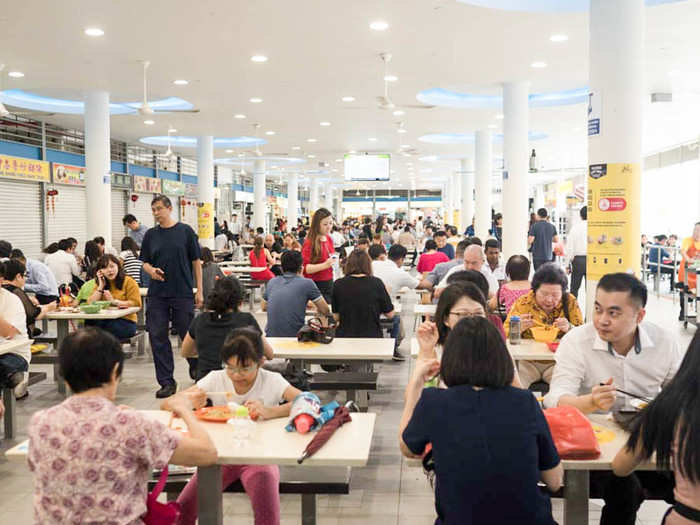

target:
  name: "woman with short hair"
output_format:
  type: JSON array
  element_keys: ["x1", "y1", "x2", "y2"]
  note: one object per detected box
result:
[{"x1": 119, "y1": 236, "x2": 143, "y2": 285}]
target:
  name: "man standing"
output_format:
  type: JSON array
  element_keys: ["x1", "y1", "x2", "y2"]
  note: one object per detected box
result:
[
  {"x1": 122, "y1": 214, "x2": 149, "y2": 248},
  {"x1": 230, "y1": 213, "x2": 242, "y2": 243},
  {"x1": 566, "y1": 206, "x2": 588, "y2": 298},
  {"x1": 140, "y1": 195, "x2": 204, "y2": 398},
  {"x1": 528, "y1": 208, "x2": 559, "y2": 271},
  {"x1": 483, "y1": 239, "x2": 506, "y2": 286}
]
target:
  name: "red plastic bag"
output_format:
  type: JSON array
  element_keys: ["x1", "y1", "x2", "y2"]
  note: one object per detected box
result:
[
  {"x1": 144, "y1": 466, "x2": 181, "y2": 525},
  {"x1": 543, "y1": 406, "x2": 601, "y2": 460}
]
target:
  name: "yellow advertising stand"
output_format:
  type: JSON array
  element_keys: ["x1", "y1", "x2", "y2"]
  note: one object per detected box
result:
[
  {"x1": 587, "y1": 163, "x2": 641, "y2": 280},
  {"x1": 197, "y1": 202, "x2": 214, "y2": 241}
]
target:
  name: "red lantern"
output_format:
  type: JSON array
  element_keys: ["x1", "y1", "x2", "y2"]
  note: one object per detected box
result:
[{"x1": 131, "y1": 194, "x2": 139, "y2": 202}]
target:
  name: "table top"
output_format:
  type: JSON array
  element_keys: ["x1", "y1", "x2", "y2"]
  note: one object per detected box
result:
[
  {"x1": 219, "y1": 260, "x2": 256, "y2": 266},
  {"x1": 5, "y1": 410, "x2": 377, "y2": 468},
  {"x1": 223, "y1": 267, "x2": 267, "y2": 274},
  {"x1": 45, "y1": 306, "x2": 141, "y2": 320},
  {"x1": 268, "y1": 337, "x2": 395, "y2": 360},
  {"x1": 0, "y1": 338, "x2": 32, "y2": 355},
  {"x1": 412, "y1": 304, "x2": 436, "y2": 316},
  {"x1": 139, "y1": 288, "x2": 197, "y2": 296},
  {"x1": 410, "y1": 338, "x2": 555, "y2": 361}
]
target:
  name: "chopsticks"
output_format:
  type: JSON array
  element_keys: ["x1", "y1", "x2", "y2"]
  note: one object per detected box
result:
[{"x1": 599, "y1": 382, "x2": 652, "y2": 403}]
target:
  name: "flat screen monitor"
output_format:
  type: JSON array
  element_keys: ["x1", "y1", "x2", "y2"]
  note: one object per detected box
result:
[{"x1": 344, "y1": 153, "x2": 390, "y2": 181}]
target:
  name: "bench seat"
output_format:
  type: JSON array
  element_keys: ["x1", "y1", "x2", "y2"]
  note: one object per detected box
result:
[{"x1": 3, "y1": 371, "x2": 47, "y2": 440}]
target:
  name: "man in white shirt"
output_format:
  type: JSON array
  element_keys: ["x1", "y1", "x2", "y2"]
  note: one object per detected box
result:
[
  {"x1": 483, "y1": 238, "x2": 506, "y2": 285},
  {"x1": 436, "y1": 245, "x2": 498, "y2": 297},
  {"x1": 330, "y1": 226, "x2": 346, "y2": 249},
  {"x1": 44, "y1": 238, "x2": 82, "y2": 289},
  {"x1": 544, "y1": 272, "x2": 680, "y2": 525},
  {"x1": 566, "y1": 206, "x2": 588, "y2": 298},
  {"x1": 0, "y1": 276, "x2": 30, "y2": 396}
]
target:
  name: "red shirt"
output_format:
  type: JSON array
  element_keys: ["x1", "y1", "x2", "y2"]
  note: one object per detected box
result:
[
  {"x1": 301, "y1": 235, "x2": 335, "y2": 282},
  {"x1": 417, "y1": 251, "x2": 450, "y2": 273}
]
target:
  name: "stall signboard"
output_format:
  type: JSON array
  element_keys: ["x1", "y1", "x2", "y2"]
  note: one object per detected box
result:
[
  {"x1": 162, "y1": 180, "x2": 186, "y2": 196},
  {"x1": 133, "y1": 175, "x2": 162, "y2": 193},
  {"x1": 111, "y1": 173, "x2": 131, "y2": 188},
  {"x1": 52, "y1": 163, "x2": 86, "y2": 186},
  {"x1": 0, "y1": 154, "x2": 50, "y2": 183},
  {"x1": 198, "y1": 202, "x2": 214, "y2": 240},
  {"x1": 587, "y1": 163, "x2": 641, "y2": 280},
  {"x1": 185, "y1": 183, "x2": 198, "y2": 198},
  {"x1": 235, "y1": 190, "x2": 254, "y2": 203}
]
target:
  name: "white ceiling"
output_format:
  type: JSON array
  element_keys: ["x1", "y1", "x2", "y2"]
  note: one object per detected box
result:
[{"x1": 2, "y1": 0, "x2": 700, "y2": 190}]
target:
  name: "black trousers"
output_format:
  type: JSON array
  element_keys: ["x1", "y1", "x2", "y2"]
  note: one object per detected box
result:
[
  {"x1": 533, "y1": 258, "x2": 549, "y2": 271},
  {"x1": 570, "y1": 255, "x2": 587, "y2": 298},
  {"x1": 314, "y1": 279, "x2": 333, "y2": 304}
]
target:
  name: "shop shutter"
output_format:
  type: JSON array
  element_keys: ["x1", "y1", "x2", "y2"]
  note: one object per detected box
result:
[
  {"x1": 130, "y1": 193, "x2": 155, "y2": 229},
  {"x1": 0, "y1": 179, "x2": 44, "y2": 259},
  {"x1": 47, "y1": 185, "x2": 88, "y2": 250},
  {"x1": 111, "y1": 189, "x2": 128, "y2": 250}
]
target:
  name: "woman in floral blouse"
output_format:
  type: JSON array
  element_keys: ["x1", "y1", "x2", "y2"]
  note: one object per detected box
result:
[{"x1": 27, "y1": 327, "x2": 217, "y2": 524}]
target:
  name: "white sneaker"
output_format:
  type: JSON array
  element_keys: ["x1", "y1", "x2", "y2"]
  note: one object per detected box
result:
[{"x1": 14, "y1": 380, "x2": 28, "y2": 399}]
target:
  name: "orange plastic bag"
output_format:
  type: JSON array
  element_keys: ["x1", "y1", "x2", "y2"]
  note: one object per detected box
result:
[{"x1": 543, "y1": 406, "x2": 601, "y2": 460}]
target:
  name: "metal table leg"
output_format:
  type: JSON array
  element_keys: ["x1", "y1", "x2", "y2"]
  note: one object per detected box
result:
[
  {"x1": 3, "y1": 388, "x2": 16, "y2": 439},
  {"x1": 301, "y1": 493, "x2": 317, "y2": 525},
  {"x1": 56, "y1": 320, "x2": 69, "y2": 396},
  {"x1": 197, "y1": 465, "x2": 223, "y2": 525},
  {"x1": 563, "y1": 470, "x2": 589, "y2": 525}
]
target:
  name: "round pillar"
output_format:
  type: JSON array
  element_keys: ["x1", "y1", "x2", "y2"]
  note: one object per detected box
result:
[
  {"x1": 84, "y1": 91, "x2": 112, "y2": 246},
  {"x1": 310, "y1": 177, "x2": 320, "y2": 212},
  {"x1": 253, "y1": 159, "x2": 266, "y2": 231},
  {"x1": 197, "y1": 136, "x2": 215, "y2": 249},
  {"x1": 474, "y1": 130, "x2": 492, "y2": 238},
  {"x1": 460, "y1": 158, "x2": 475, "y2": 234},
  {"x1": 287, "y1": 172, "x2": 299, "y2": 230}
]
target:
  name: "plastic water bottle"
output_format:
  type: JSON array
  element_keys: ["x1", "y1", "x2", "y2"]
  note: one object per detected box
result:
[
  {"x1": 229, "y1": 405, "x2": 254, "y2": 445},
  {"x1": 509, "y1": 316, "x2": 521, "y2": 345}
]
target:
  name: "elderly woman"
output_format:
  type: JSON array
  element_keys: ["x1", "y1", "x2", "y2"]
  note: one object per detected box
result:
[
  {"x1": 504, "y1": 263, "x2": 583, "y2": 389},
  {"x1": 27, "y1": 327, "x2": 216, "y2": 524}
]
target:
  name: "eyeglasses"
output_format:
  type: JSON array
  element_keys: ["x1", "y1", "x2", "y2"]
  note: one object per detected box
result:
[
  {"x1": 223, "y1": 364, "x2": 257, "y2": 374},
  {"x1": 448, "y1": 311, "x2": 485, "y2": 320}
]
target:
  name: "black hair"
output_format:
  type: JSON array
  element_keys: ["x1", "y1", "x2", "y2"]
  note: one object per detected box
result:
[
  {"x1": 66, "y1": 237, "x2": 78, "y2": 247},
  {"x1": 597, "y1": 272, "x2": 647, "y2": 309},
  {"x1": 468, "y1": 236, "x2": 482, "y2": 247},
  {"x1": 281, "y1": 250, "x2": 303, "y2": 273},
  {"x1": 368, "y1": 244, "x2": 386, "y2": 261},
  {"x1": 446, "y1": 270, "x2": 489, "y2": 303},
  {"x1": 580, "y1": 207, "x2": 587, "y2": 220},
  {"x1": 456, "y1": 239, "x2": 471, "y2": 256},
  {"x1": 93, "y1": 236, "x2": 106, "y2": 246},
  {"x1": 441, "y1": 317, "x2": 514, "y2": 388},
  {"x1": 388, "y1": 244, "x2": 407, "y2": 262},
  {"x1": 537, "y1": 208, "x2": 548, "y2": 218},
  {"x1": 0, "y1": 240, "x2": 12, "y2": 258},
  {"x1": 256, "y1": 227, "x2": 264, "y2": 235},
  {"x1": 2, "y1": 258, "x2": 25, "y2": 281},
  {"x1": 435, "y1": 282, "x2": 487, "y2": 344},
  {"x1": 207, "y1": 276, "x2": 243, "y2": 317},
  {"x1": 120, "y1": 236, "x2": 139, "y2": 258},
  {"x1": 9, "y1": 248, "x2": 24, "y2": 261},
  {"x1": 151, "y1": 194, "x2": 172, "y2": 208},
  {"x1": 448, "y1": 226, "x2": 458, "y2": 236},
  {"x1": 531, "y1": 263, "x2": 571, "y2": 321},
  {"x1": 221, "y1": 327, "x2": 264, "y2": 366},
  {"x1": 84, "y1": 240, "x2": 101, "y2": 268},
  {"x1": 505, "y1": 255, "x2": 530, "y2": 281},
  {"x1": 59, "y1": 327, "x2": 125, "y2": 393},
  {"x1": 484, "y1": 238, "x2": 499, "y2": 251},
  {"x1": 96, "y1": 254, "x2": 126, "y2": 290},
  {"x1": 58, "y1": 239, "x2": 72, "y2": 251},
  {"x1": 434, "y1": 230, "x2": 447, "y2": 238},
  {"x1": 122, "y1": 214, "x2": 137, "y2": 225},
  {"x1": 424, "y1": 239, "x2": 438, "y2": 251},
  {"x1": 43, "y1": 242, "x2": 59, "y2": 254},
  {"x1": 626, "y1": 331, "x2": 700, "y2": 482},
  {"x1": 404, "y1": 225, "x2": 411, "y2": 233},
  {"x1": 200, "y1": 246, "x2": 214, "y2": 265}
]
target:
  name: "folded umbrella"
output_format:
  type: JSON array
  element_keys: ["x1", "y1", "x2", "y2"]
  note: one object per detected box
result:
[{"x1": 297, "y1": 405, "x2": 352, "y2": 464}]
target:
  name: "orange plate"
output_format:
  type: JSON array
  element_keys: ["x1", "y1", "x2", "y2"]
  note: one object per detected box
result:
[
  {"x1": 547, "y1": 342, "x2": 559, "y2": 352},
  {"x1": 194, "y1": 406, "x2": 234, "y2": 422}
]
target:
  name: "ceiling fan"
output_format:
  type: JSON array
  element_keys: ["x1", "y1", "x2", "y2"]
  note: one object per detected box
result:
[
  {"x1": 134, "y1": 61, "x2": 199, "y2": 116},
  {"x1": 0, "y1": 64, "x2": 55, "y2": 118}
]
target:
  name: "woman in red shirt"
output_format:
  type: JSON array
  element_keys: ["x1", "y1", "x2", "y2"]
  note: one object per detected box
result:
[
  {"x1": 249, "y1": 236, "x2": 275, "y2": 281},
  {"x1": 417, "y1": 239, "x2": 449, "y2": 277},
  {"x1": 302, "y1": 208, "x2": 335, "y2": 302}
]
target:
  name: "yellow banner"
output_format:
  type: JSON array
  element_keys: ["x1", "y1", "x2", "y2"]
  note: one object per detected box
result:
[
  {"x1": 587, "y1": 163, "x2": 641, "y2": 280},
  {"x1": 198, "y1": 202, "x2": 214, "y2": 240},
  {"x1": 0, "y1": 154, "x2": 50, "y2": 182}
]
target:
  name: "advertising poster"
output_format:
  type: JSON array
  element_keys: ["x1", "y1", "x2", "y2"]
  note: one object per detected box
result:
[
  {"x1": 587, "y1": 163, "x2": 641, "y2": 280},
  {"x1": 162, "y1": 180, "x2": 185, "y2": 196},
  {"x1": 52, "y1": 163, "x2": 85, "y2": 186},
  {"x1": 197, "y1": 202, "x2": 214, "y2": 240},
  {"x1": 0, "y1": 154, "x2": 50, "y2": 182},
  {"x1": 132, "y1": 175, "x2": 162, "y2": 194}
]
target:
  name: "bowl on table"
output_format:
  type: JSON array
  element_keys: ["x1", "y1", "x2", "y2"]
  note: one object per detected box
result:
[
  {"x1": 530, "y1": 326, "x2": 559, "y2": 343},
  {"x1": 546, "y1": 342, "x2": 560, "y2": 352},
  {"x1": 79, "y1": 304, "x2": 102, "y2": 314},
  {"x1": 93, "y1": 300, "x2": 113, "y2": 309}
]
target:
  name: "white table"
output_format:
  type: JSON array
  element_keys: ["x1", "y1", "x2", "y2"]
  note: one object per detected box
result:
[
  {"x1": 267, "y1": 337, "x2": 395, "y2": 363},
  {"x1": 221, "y1": 266, "x2": 266, "y2": 274},
  {"x1": 5, "y1": 409, "x2": 376, "y2": 525},
  {"x1": 409, "y1": 338, "x2": 555, "y2": 362},
  {"x1": 412, "y1": 303, "x2": 436, "y2": 318}
]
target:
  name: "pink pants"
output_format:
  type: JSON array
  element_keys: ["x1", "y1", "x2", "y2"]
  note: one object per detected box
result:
[{"x1": 176, "y1": 464, "x2": 280, "y2": 525}]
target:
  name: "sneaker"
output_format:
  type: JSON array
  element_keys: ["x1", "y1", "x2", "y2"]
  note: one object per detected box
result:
[
  {"x1": 392, "y1": 350, "x2": 407, "y2": 362},
  {"x1": 8, "y1": 371, "x2": 24, "y2": 388},
  {"x1": 155, "y1": 382, "x2": 177, "y2": 398},
  {"x1": 14, "y1": 380, "x2": 28, "y2": 400}
]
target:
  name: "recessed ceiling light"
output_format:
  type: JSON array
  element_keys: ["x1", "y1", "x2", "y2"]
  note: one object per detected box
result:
[
  {"x1": 368, "y1": 138, "x2": 378, "y2": 142},
  {"x1": 173, "y1": 79, "x2": 188, "y2": 85},
  {"x1": 384, "y1": 75, "x2": 398, "y2": 82},
  {"x1": 495, "y1": 114, "x2": 504, "y2": 120},
  {"x1": 320, "y1": 121, "x2": 331, "y2": 127},
  {"x1": 488, "y1": 124, "x2": 498, "y2": 129},
  {"x1": 144, "y1": 120, "x2": 155, "y2": 125},
  {"x1": 550, "y1": 34, "x2": 569, "y2": 42},
  {"x1": 265, "y1": 131, "x2": 275, "y2": 135},
  {"x1": 397, "y1": 128, "x2": 407, "y2": 134},
  {"x1": 168, "y1": 128, "x2": 177, "y2": 133},
  {"x1": 250, "y1": 55, "x2": 268, "y2": 63},
  {"x1": 234, "y1": 114, "x2": 246, "y2": 119},
  {"x1": 307, "y1": 154, "x2": 316, "y2": 158},
  {"x1": 291, "y1": 146, "x2": 301, "y2": 150},
  {"x1": 531, "y1": 61, "x2": 547, "y2": 69},
  {"x1": 393, "y1": 110, "x2": 405, "y2": 116},
  {"x1": 8, "y1": 71, "x2": 24, "y2": 78},
  {"x1": 84, "y1": 27, "x2": 104, "y2": 37},
  {"x1": 307, "y1": 138, "x2": 317, "y2": 143},
  {"x1": 250, "y1": 97, "x2": 263, "y2": 103},
  {"x1": 342, "y1": 96, "x2": 355, "y2": 102},
  {"x1": 369, "y1": 20, "x2": 389, "y2": 31}
]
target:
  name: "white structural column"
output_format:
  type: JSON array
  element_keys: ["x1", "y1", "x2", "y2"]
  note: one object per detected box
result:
[
  {"x1": 196, "y1": 136, "x2": 215, "y2": 249},
  {"x1": 474, "y1": 130, "x2": 492, "y2": 238},
  {"x1": 445, "y1": 178, "x2": 454, "y2": 226},
  {"x1": 452, "y1": 170, "x2": 462, "y2": 229},
  {"x1": 287, "y1": 172, "x2": 299, "y2": 230},
  {"x1": 461, "y1": 158, "x2": 475, "y2": 233},
  {"x1": 501, "y1": 81, "x2": 530, "y2": 258},
  {"x1": 253, "y1": 159, "x2": 266, "y2": 231},
  {"x1": 84, "y1": 91, "x2": 112, "y2": 245},
  {"x1": 310, "y1": 177, "x2": 320, "y2": 212},
  {"x1": 324, "y1": 185, "x2": 333, "y2": 212}
]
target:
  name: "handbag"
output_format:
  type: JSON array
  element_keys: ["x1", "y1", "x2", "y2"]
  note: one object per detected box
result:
[
  {"x1": 543, "y1": 405, "x2": 601, "y2": 460},
  {"x1": 297, "y1": 315, "x2": 337, "y2": 344},
  {"x1": 144, "y1": 466, "x2": 181, "y2": 525}
]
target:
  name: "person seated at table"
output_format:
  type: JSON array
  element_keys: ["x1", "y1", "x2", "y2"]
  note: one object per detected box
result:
[
  {"x1": 434, "y1": 230, "x2": 454, "y2": 260},
  {"x1": 647, "y1": 234, "x2": 675, "y2": 289},
  {"x1": 489, "y1": 254, "x2": 531, "y2": 319},
  {"x1": 1, "y1": 258, "x2": 57, "y2": 338},
  {"x1": 400, "y1": 317, "x2": 562, "y2": 525},
  {"x1": 446, "y1": 270, "x2": 506, "y2": 340},
  {"x1": 76, "y1": 254, "x2": 142, "y2": 340},
  {"x1": 0, "y1": 261, "x2": 30, "y2": 398},
  {"x1": 28, "y1": 327, "x2": 217, "y2": 524},
  {"x1": 200, "y1": 246, "x2": 225, "y2": 306},
  {"x1": 119, "y1": 236, "x2": 143, "y2": 285},
  {"x1": 82, "y1": 239, "x2": 102, "y2": 277},
  {"x1": 175, "y1": 328, "x2": 302, "y2": 525},
  {"x1": 418, "y1": 239, "x2": 470, "y2": 291},
  {"x1": 544, "y1": 272, "x2": 681, "y2": 525},
  {"x1": 183, "y1": 276, "x2": 273, "y2": 381},
  {"x1": 355, "y1": 236, "x2": 370, "y2": 252},
  {"x1": 249, "y1": 236, "x2": 276, "y2": 282},
  {"x1": 416, "y1": 239, "x2": 450, "y2": 278},
  {"x1": 435, "y1": 245, "x2": 499, "y2": 299},
  {"x1": 44, "y1": 238, "x2": 82, "y2": 293},
  {"x1": 281, "y1": 233, "x2": 295, "y2": 252},
  {"x1": 264, "y1": 234, "x2": 283, "y2": 276},
  {"x1": 10, "y1": 248, "x2": 59, "y2": 305},
  {"x1": 504, "y1": 263, "x2": 583, "y2": 389},
  {"x1": 612, "y1": 330, "x2": 700, "y2": 525},
  {"x1": 93, "y1": 235, "x2": 118, "y2": 256},
  {"x1": 678, "y1": 221, "x2": 699, "y2": 321},
  {"x1": 262, "y1": 250, "x2": 329, "y2": 337}
]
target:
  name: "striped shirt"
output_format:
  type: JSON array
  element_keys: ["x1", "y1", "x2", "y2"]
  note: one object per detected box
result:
[{"x1": 120, "y1": 250, "x2": 143, "y2": 285}]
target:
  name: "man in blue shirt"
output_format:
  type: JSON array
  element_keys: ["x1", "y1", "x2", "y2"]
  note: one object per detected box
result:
[
  {"x1": 262, "y1": 250, "x2": 329, "y2": 337},
  {"x1": 647, "y1": 234, "x2": 675, "y2": 288},
  {"x1": 434, "y1": 230, "x2": 454, "y2": 260},
  {"x1": 122, "y1": 214, "x2": 149, "y2": 248},
  {"x1": 140, "y1": 195, "x2": 203, "y2": 398},
  {"x1": 528, "y1": 208, "x2": 559, "y2": 270},
  {"x1": 10, "y1": 249, "x2": 59, "y2": 304}
]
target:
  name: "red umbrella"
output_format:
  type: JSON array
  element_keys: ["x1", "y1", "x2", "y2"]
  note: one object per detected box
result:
[{"x1": 297, "y1": 406, "x2": 352, "y2": 464}]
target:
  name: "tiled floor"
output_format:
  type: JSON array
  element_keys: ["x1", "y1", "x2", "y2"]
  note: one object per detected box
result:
[{"x1": 0, "y1": 289, "x2": 694, "y2": 524}]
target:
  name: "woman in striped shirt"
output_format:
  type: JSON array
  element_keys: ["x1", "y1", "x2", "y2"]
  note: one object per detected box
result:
[{"x1": 120, "y1": 236, "x2": 143, "y2": 285}]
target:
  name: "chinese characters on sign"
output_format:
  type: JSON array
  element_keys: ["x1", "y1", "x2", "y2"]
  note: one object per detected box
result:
[{"x1": 0, "y1": 154, "x2": 50, "y2": 182}]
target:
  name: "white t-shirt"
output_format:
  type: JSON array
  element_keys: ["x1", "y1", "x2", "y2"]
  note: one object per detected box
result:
[
  {"x1": 44, "y1": 250, "x2": 81, "y2": 286},
  {"x1": 0, "y1": 288, "x2": 30, "y2": 363},
  {"x1": 331, "y1": 231, "x2": 345, "y2": 248},
  {"x1": 371, "y1": 259, "x2": 418, "y2": 294},
  {"x1": 215, "y1": 234, "x2": 228, "y2": 251},
  {"x1": 197, "y1": 368, "x2": 290, "y2": 407}
]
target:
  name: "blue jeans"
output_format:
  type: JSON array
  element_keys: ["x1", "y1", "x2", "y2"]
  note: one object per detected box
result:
[
  {"x1": 0, "y1": 352, "x2": 28, "y2": 387},
  {"x1": 146, "y1": 296, "x2": 194, "y2": 387},
  {"x1": 390, "y1": 316, "x2": 401, "y2": 350},
  {"x1": 85, "y1": 318, "x2": 137, "y2": 340}
]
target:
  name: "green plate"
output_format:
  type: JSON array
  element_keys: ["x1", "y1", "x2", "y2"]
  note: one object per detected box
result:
[
  {"x1": 79, "y1": 304, "x2": 102, "y2": 314},
  {"x1": 93, "y1": 301, "x2": 112, "y2": 308}
]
